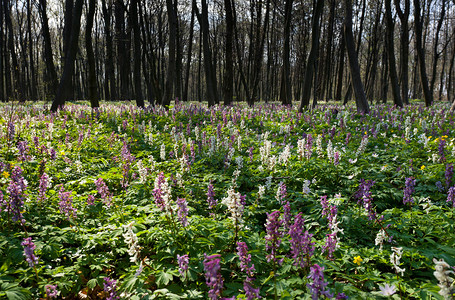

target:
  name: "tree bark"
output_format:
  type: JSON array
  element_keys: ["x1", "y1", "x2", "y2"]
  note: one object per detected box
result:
[
  {"x1": 280, "y1": 0, "x2": 294, "y2": 105},
  {"x1": 101, "y1": 0, "x2": 116, "y2": 101},
  {"x1": 344, "y1": 0, "x2": 369, "y2": 113},
  {"x1": 299, "y1": 0, "x2": 324, "y2": 111},
  {"x1": 162, "y1": 0, "x2": 177, "y2": 106},
  {"x1": 85, "y1": 0, "x2": 99, "y2": 108},
  {"x1": 413, "y1": 0, "x2": 433, "y2": 107},
  {"x1": 4, "y1": 0, "x2": 23, "y2": 101},
  {"x1": 115, "y1": 0, "x2": 130, "y2": 100},
  {"x1": 394, "y1": 0, "x2": 410, "y2": 104},
  {"x1": 385, "y1": 0, "x2": 403, "y2": 107},
  {"x1": 194, "y1": 0, "x2": 218, "y2": 106},
  {"x1": 130, "y1": 0, "x2": 143, "y2": 107},
  {"x1": 50, "y1": 0, "x2": 84, "y2": 111},
  {"x1": 223, "y1": 0, "x2": 234, "y2": 106},
  {"x1": 183, "y1": 4, "x2": 195, "y2": 102},
  {"x1": 430, "y1": 0, "x2": 445, "y2": 96},
  {"x1": 26, "y1": 0, "x2": 37, "y2": 100},
  {"x1": 0, "y1": 0, "x2": 3, "y2": 101}
]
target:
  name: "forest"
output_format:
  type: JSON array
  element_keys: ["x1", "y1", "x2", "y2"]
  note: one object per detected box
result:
[
  {"x1": 2, "y1": 0, "x2": 455, "y2": 299},
  {"x1": 0, "y1": 0, "x2": 454, "y2": 111}
]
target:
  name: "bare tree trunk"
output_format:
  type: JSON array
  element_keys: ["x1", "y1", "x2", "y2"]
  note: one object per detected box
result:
[
  {"x1": 223, "y1": 0, "x2": 234, "y2": 106},
  {"x1": 385, "y1": 0, "x2": 403, "y2": 107},
  {"x1": 130, "y1": 0, "x2": 143, "y2": 107},
  {"x1": 0, "y1": 0, "x2": 3, "y2": 101},
  {"x1": 50, "y1": 0, "x2": 84, "y2": 111},
  {"x1": 335, "y1": 32, "x2": 345, "y2": 101},
  {"x1": 299, "y1": 0, "x2": 324, "y2": 111},
  {"x1": 280, "y1": 0, "x2": 293, "y2": 105},
  {"x1": 115, "y1": 0, "x2": 130, "y2": 100},
  {"x1": 344, "y1": 0, "x2": 369, "y2": 113},
  {"x1": 86, "y1": 0, "x2": 99, "y2": 108},
  {"x1": 26, "y1": 0, "x2": 37, "y2": 100},
  {"x1": 162, "y1": 0, "x2": 177, "y2": 106},
  {"x1": 430, "y1": 0, "x2": 445, "y2": 96},
  {"x1": 194, "y1": 0, "x2": 218, "y2": 106},
  {"x1": 183, "y1": 4, "x2": 195, "y2": 102},
  {"x1": 4, "y1": 0, "x2": 23, "y2": 101},
  {"x1": 101, "y1": 0, "x2": 116, "y2": 101},
  {"x1": 413, "y1": 0, "x2": 433, "y2": 107},
  {"x1": 394, "y1": 0, "x2": 410, "y2": 104},
  {"x1": 174, "y1": 0, "x2": 182, "y2": 102}
]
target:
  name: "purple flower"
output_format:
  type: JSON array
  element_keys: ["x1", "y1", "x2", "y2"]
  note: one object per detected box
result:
[
  {"x1": 7, "y1": 121, "x2": 15, "y2": 141},
  {"x1": 95, "y1": 178, "x2": 112, "y2": 207},
  {"x1": 307, "y1": 264, "x2": 333, "y2": 300},
  {"x1": 21, "y1": 237, "x2": 38, "y2": 268},
  {"x1": 87, "y1": 195, "x2": 95, "y2": 206},
  {"x1": 355, "y1": 179, "x2": 376, "y2": 220},
  {"x1": 17, "y1": 141, "x2": 30, "y2": 161},
  {"x1": 436, "y1": 181, "x2": 444, "y2": 192},
  {"x1": 278, "y1": 182, "x2": 287, "y2": 203},
  {"x1": 38, "y1": 173, "x2": 49, "y2": 202},
  {"x1": 243, "y1": 278, "x2": 261, "y2": 300},
  {"x1": 49, "y1": 148, "x2": 56, "y2": 160},
  {"x1": 320, "y1": 196, "x2": 330, "y2": 218},
  {"x1": 403, "y1": 177, "x2": 416, "y2": 205},
  {"x1": 7, "y1": 182, "x2": 25, "y2": 224},
  {"x1": 445, "y1": 164, "x2": 453, "y2": 189},
  {"x1": 322, "y1": 233, "x2": 337, "y2": 259},
  {"x1": 236, "y1": 242, "x2": 261, "y2": 298},
  {"x1": 206, "y1": 182, "x2": 217, "y2": 209},
  {"x1": 58, "y1": 186, "x2": 77, "y2": 220},
  {"x1": 33, "y1": 136, "x2": 39, "y2": 149},
  {"x1": 45, "y1": 284, "x2": 58, "y2": 298},
  {"x1": 177, "y1": 254, "x2": 189, "y2": 278},
  {"x1": 447, "y1": 186, "x2": 455, "y2": 208},
  {"x1": 249, "y1": 147, "x2": 254, "y2": 162},
  {"x1": 265, "y1": 211, "x2": 283, "y2": 263},
  {"x1": 282, "y1": 201, "x2": 291, "y2": 231},
  {"x1": 331, "y1": 149, "x2": 340, "y2": 165},
  {"x1": 336, "y1": 292, "x2": 348, "y2": 299},
  {"x1": 103, "y1": 277, "x2": 119, "y2": 300},
  {"x1": 153, "y1": 172, "x2": 171, "y2": 211},
  {"x1": 438, "y1": 139, "x2": 446, "y2": 161},
  {"x1": 203, "y1": 254, "x2": 224, "y2": 300},
  {"x1": 289, "y1": 213, "x2": 315, "y2": 268},
  {"x1": 177, "y1": 197, "x2": 189, "y2": 227},
  {"x1": 237, "y1": 242, "x2": 254, "y2": 277}
]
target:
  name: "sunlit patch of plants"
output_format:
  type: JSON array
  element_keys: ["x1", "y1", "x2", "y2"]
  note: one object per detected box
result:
[{"x1": 0, "y1": 101, "x2": 454, "y2": 299}]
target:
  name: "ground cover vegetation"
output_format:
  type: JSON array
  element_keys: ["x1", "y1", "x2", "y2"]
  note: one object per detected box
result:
[{"x1": 0, "y1": 101, "x2": 454, "y2": 299}]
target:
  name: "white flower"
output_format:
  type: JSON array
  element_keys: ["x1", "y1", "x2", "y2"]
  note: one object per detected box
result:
[
  {"x1": 221, "y1": 186, "x2": 244, "y2": 225},
  {"x1": 390, "y1": 247, "x2": 405, "y2": 276},
  {"x1": 123, "y1": 222, "x2": 140, "y2": 263},
  {"x1": 258, "y1": 185, "x2": 265, "y2": 199},
  {"x1": 379, "y1": 283, "x2": 396, "y2": 296},
  {"x1": 302, "y1": 180, "x2": 311, "y2": 195},
  {"x1": 433, "y1": 258, "x2": 455, "y2": 300},
  {"x1": 160, "y1": 144, "x2": 166, "y2": 161},
  {"x1": 375, "y1": 229, "x2": 386, "y2": 251}
]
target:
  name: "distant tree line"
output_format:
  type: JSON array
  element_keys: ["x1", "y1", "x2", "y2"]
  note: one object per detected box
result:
[{"x1": 0, "y1": 0, "x2": 454, "y2": 113}]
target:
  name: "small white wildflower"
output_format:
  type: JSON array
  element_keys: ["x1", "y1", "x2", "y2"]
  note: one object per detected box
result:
[
  {"x1": 379, "y1": 283, "x2": 396, "y2": 296},
  {"x1": 265, "y1": 176, "x2": 273, "y2": 190},
  {"x1": 123, "y1": 222, "x2": 140, "y2": 263},
  {"x1": 390, "y1": 247, "x2": 405, "y2": 276},
  {"x1": 160, "y1": 144, "x2": 166, "y2": 161},
  {"x1": 221, "y1": 186, "x2": 244, "y2": 226},
  {"x1": 433, "y1": 258, "x2": 455, "y2": 300},
  {"x1": 302, "y1": 180, "x2": 311, "y2": 195},
  {"x1": 375, "y1": 229, "x2": 387, "y2": 251},
  {"x1": 258, "y1": 185, "x2": 266, "y2": 199}
]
